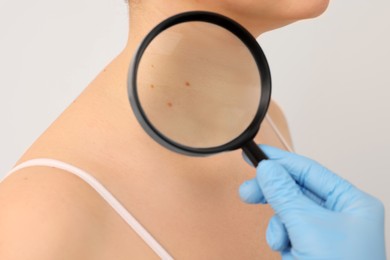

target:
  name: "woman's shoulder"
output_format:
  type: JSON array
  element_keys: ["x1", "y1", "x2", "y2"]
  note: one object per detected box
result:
[{"x1": 0, "y1": 165, "x2": 109, "y2": 259}]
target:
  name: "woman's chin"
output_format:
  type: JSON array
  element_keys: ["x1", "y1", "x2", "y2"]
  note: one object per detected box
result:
[
  {"x1": 291, "y1": 0, "x2": 331, "y2": 20},
  {"x1": 228, "y1": 0, "x2": 331, "y2": 34}
]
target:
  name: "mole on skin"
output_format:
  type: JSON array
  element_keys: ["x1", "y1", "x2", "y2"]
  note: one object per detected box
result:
[
  {"x1": 167, "y1": 102, "x2": 173, "y2": 108},
  {"x1": 150, "y1": 84, "x2": 155, "y2": 89},
  {"x1": 185, "y1": 81, "x2": 191, "y2": 87}
]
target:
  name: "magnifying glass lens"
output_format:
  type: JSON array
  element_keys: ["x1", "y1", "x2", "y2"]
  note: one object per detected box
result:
[{"x1": 137, "y1": 22, "x2": 261, "y2": 148}]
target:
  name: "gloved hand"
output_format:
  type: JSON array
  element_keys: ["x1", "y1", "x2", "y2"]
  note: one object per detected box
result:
[{"x1": 239, "y1": 145, "x2": 386, "y2": 260}]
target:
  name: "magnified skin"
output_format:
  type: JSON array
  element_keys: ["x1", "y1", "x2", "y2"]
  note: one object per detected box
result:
[{"x1": 136, "y1": 21, "x2": 262, "y2": 148}]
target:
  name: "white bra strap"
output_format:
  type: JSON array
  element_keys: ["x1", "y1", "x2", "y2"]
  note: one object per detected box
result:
[
  {"x1": 265, "y1": 114, "x2": 294, "y2": 152},
  {"x1": 2, "y1": 158, "x2": 174, "y2": 260}
]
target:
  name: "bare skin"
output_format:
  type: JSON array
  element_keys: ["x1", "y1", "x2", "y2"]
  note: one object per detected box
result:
[{"x1": 0, "y1": 0, "x2": 329, "y2": 259}]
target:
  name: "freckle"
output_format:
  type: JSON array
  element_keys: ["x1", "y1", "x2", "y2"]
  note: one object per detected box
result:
[
  {"x1": 167, "y1": 102, "x2": 173, "y2": 108},
  {"x1": 185, "y1": 81, "x2": 191, "y2": 87},
  {"x1": 150, "y1": 84, "x2": 155, "y2": 89},
  {"x1": 151, "y1": 64, "x2": 154, "y2": 68}
]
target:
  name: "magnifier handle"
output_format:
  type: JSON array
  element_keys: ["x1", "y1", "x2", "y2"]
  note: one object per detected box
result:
[{"x1": 242, "y1": 140, "x2": 268, "y2": 168}]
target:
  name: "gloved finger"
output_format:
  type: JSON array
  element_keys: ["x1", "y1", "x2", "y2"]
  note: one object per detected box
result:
[
  {"x1": 242, "y1": 145, "x2": 324, "y2": 206},
  {"x1": 300, "y1": 185, "x2": 325, "y2": 206},
  {"x1": 238, "y1": 178, "x2": 267, "y2": 204},
  {"x1": 266, "y1": 215, "x2": 290, "y2": 252},
  {"x1": 259, "y1": 145, "x2": 359, "y2": 208},
  {"x1": 239, "y1": 173, "x2": 324, "y2": 206},
  {"x1": 242, "y1": 146, "x2": 325, "y2": 206},
  {"x1": 281, "y1": 250, "x2": 294, "y2": 260},
  {"x1": 256, "y1": 160, "x2": 314, "y2": 223}
]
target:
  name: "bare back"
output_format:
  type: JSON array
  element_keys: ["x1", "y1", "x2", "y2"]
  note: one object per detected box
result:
[{"x1": 0, "y1": 49, "x2": 292, "y2": 259}]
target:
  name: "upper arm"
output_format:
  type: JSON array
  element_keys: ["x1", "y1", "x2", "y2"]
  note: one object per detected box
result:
[
  {"x1": 267, "y1": 100, "x2": 294, "y2": 149},
  {"x1": 0, "y1": 166, "x2": 105, "y2": 259}
]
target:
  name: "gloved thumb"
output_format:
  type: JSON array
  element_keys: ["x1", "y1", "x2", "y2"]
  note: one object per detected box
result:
[{"x1": 257, "y1": 160, "x2": 312, "y2": 223}]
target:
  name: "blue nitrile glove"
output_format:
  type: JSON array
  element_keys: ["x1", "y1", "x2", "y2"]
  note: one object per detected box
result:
[{"x1": 239, "y1": 145, "x2": 386, "y2": 260}]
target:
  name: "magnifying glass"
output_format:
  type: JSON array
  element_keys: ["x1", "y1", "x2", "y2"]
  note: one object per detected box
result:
[{"x1": 127, "y1": 11, "x2": 272, "y2": 168}]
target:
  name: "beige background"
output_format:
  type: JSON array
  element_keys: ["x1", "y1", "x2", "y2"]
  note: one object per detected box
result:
[{"x1": 0, "y1": 0, "x2": 389, "y2": 252}]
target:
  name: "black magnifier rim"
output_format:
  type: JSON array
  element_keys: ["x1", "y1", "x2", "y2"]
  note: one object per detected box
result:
[{"x1": 128, "y1": 11, "x2": 272, "y2": 157}]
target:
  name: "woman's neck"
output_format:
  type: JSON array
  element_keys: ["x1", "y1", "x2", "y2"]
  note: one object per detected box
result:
[{"x1": 42, "y1": 2, "x2": 275, "y2": 180}]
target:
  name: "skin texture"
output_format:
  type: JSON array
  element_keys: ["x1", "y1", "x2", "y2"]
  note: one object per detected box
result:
[{"x1": 0, "y1": 1, "x2": 328, "y2": 259}]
